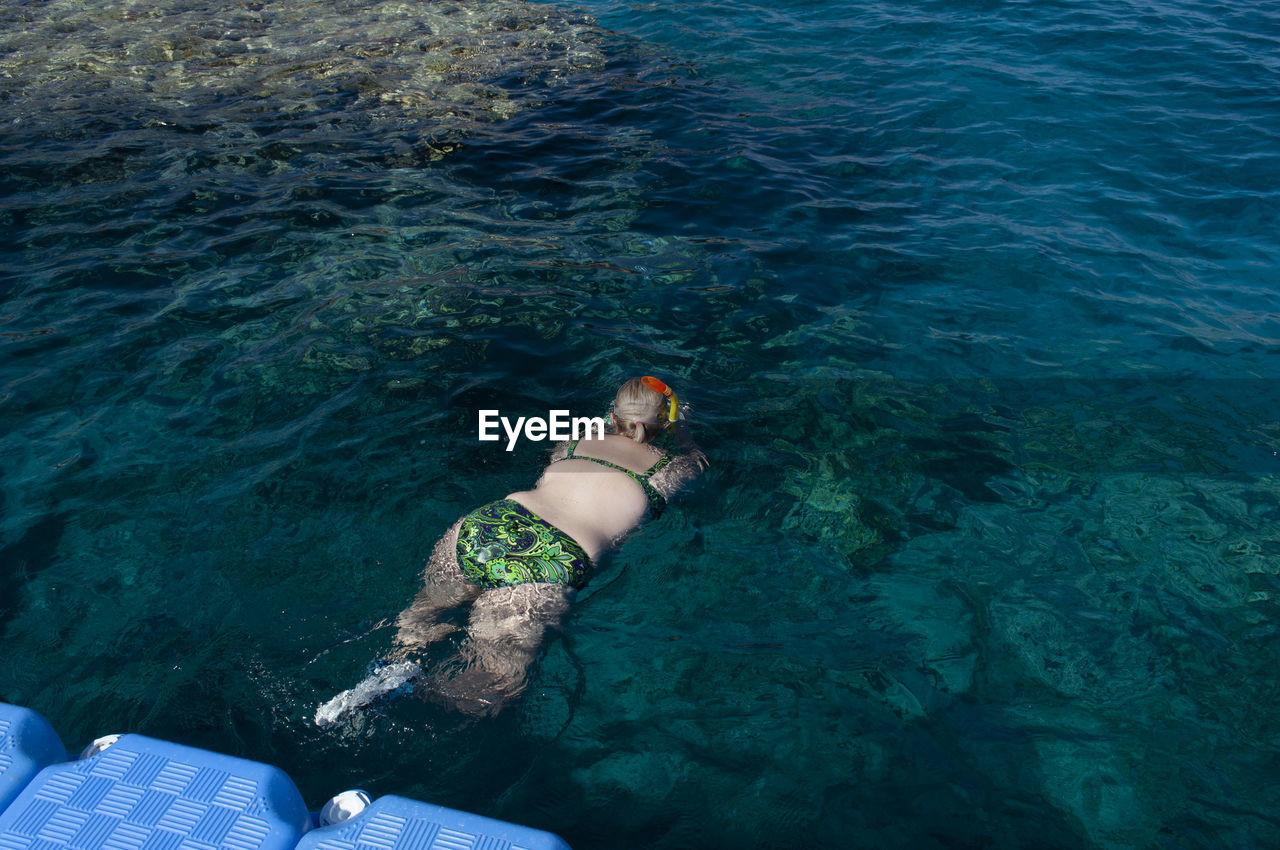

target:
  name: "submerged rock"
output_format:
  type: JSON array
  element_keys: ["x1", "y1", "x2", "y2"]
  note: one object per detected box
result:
[{"x1": 0, "y1": 0, "x2": 606, "y2": 136}]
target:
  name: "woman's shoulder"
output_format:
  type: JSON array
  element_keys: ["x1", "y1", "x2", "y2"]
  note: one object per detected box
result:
[{"x1": 548, "y1": 440, "x2": 573, "y2": 463}]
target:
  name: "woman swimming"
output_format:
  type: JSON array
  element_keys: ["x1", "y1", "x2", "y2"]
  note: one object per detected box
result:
[{"x1": 315, "y1": 376, "x2": 705, "y2": 724}]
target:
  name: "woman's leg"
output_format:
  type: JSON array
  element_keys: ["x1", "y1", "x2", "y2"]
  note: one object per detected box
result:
[
  {"x1": 393, "y1": 519, "x2": 480, "y2": 650},
  {"x1": 315, "y1": 519, "x2": 478, "y2": 727},
  {"x1": 429, "y1": 582, "x2": 574, "y2": 717}
]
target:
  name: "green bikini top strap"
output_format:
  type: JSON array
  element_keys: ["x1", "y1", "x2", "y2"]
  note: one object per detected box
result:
[
  {"x1": 555, "y1": 440, "x2": 669, "y2": 516},
  {"x1": 645, "y1": 453, "x2": 674, "y2": 475},
  {"x1": 563, "y1": 439, "x2": 667, "y2": 476}
]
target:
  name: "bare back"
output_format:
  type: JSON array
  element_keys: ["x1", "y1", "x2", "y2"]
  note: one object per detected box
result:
[{"x1": 505, "y1": 433, "x2": 667, "y2": 562}]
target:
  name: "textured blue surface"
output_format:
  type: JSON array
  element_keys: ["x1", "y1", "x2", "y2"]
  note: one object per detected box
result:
[
  {"x1": 0, "y1": 704, "x2": 68, "y2": 814},
  {"x1": 0, "y1": 734, "x2": 309, "y2": 850},
  {"x1": 0, "y1": 708, "x2": 572, "y2": 850},
  {"x1": 298, "y1": 796, "x2": 571, "y2": 850}
]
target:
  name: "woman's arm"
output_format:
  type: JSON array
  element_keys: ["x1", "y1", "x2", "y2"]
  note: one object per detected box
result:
[{"x1": 650, "y1": 406, "x2": 708, "y2": 500}]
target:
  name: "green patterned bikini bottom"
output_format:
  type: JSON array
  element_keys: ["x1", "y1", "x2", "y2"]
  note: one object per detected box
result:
[{"x1": 456, "y1": 499, "x2": 594, "y2": 589}]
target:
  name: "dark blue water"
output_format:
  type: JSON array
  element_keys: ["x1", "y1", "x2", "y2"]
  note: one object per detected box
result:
[{"x1": 3, "y1": 0, "x2": 1280, "y2": 846}]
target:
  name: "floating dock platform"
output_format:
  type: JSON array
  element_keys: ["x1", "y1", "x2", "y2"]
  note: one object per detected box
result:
[{"x1": 0, "y1": 703, "x2": 570, "y2": 850}]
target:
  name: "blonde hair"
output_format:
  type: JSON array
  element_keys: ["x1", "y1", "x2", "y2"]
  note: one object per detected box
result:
[{"x1": 611, "y1": 377, "x2": 667, "y2": 443}]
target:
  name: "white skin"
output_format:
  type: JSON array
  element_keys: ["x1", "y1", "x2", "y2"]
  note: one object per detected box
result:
[{"x1": 392, "y1": 414, "x2": 705, "y2": 717}]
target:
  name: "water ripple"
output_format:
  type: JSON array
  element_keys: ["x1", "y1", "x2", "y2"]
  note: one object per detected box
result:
[{"x1": 4, "y1": 0, "x2": 1280, "y2": 846}]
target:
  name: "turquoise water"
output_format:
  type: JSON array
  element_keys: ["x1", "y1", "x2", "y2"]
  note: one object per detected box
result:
[{"x1": 3, "y1": 0, "x2": 1280, "y2": 845}]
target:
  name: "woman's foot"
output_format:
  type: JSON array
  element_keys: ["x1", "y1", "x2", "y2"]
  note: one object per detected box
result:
[{"x1": 314, "y1": 660, "x2": 423, "y2": 727}]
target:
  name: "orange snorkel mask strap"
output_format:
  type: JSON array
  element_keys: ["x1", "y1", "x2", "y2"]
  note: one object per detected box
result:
[{"x1": 640, "y1": 375, "x2": 679, "y2": 423}]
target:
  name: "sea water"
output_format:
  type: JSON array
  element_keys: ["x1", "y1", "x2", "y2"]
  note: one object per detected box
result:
[{"x1": 1, "y1": 0, "x2": 1278, "y2": 846}]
